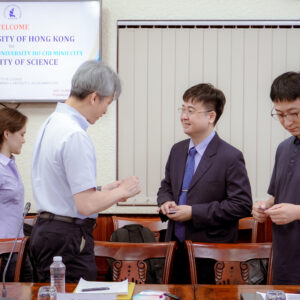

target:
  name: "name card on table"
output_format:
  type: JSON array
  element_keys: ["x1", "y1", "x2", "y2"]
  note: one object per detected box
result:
[
  {"x1": 57, "y1": 293, "x2": 116, "y2": 300},
  {"x1": 257, "y1": 292, "x2": 300, "y2": 300}
]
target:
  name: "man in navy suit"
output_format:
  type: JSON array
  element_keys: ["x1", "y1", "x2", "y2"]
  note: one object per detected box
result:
[{"x1": 157, "y1": 83, "x2": 252, "y2": 283}]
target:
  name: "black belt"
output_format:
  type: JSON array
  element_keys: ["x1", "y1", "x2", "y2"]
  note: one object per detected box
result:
[{"x1": 39, "y1": 212, "x2": 96, "y2": 228}]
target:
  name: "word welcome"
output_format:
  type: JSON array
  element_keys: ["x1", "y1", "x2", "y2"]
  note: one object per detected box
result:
[{"x1": 0, "y1": 24, "x2": 29, "y2": 30}]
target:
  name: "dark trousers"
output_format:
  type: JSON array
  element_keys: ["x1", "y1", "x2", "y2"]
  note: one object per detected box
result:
[
  {"x1": 29, "y1": 217, "x2": 97, "y2": 283},
  {"x1": 0, "y1": 254, "x2": 33, "y2": 282},
  {"x1": 171, "y1": 237, "x2": 215, "y2": 284}
]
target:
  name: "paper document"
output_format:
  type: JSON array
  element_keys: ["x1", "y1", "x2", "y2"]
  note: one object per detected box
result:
[
  {"x1": 257, "y1": 292, "x2": 300, "y2": 300},
  {"x1": 75, "y1": 278, "x2": 128, "y2": 295}
]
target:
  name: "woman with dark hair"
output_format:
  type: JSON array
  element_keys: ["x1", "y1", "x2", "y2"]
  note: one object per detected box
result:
[{"x1": 0, "y1": 106, "x2": 32, "y2": 281}]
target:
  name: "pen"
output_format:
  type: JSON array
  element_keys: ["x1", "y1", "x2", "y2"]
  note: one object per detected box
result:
[
  {"x1": 164, "y1": 292, "x2": 180, "y2": 300},
  {"x1": 81, "y1": 287, "x2": 110, "y2": 292}
]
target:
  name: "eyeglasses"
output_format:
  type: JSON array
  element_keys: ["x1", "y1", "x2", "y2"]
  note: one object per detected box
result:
[
  {"x1": 271, "y1": 108, "x2": 300, "y2": 122},
  {"x1": 0, "y1": 103, "x2": 20, "y2": 109},
  {"x1": 178, "y1": 107, "x2": 212, "y2": 117}
]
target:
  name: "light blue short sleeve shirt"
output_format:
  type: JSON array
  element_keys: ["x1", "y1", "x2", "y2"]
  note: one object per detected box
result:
[
  {"x1": 0, "y1": 154, "x2": 24, "y2": 238},
  {"x1": 31, "y1": 103, "x2": 97, "y2": 219}
]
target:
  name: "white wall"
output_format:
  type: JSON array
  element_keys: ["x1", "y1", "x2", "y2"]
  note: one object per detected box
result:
[{"x1": 16, "y1": 0, "x2": 300, "y2": 212}]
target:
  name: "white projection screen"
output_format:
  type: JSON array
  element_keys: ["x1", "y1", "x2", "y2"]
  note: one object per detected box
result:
[{"x1": 0, "y1": 0, "x2": 101, "y2": 102}]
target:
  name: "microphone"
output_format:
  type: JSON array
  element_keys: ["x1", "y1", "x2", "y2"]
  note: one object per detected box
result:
[
  {"x1": 1, "y1": 202, "x2": 31, "y2": 300},
  {"x1": 23, "y1": 202, "x2": 31, "y2": 216}
]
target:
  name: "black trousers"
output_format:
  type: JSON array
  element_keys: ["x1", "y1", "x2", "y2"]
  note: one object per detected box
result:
[
  {"x1": 29, "y1": 217, "x2": 97, "y2": 283},
  {"x1": 171, "y1": 237, "x2": 215, "y2": 284}
]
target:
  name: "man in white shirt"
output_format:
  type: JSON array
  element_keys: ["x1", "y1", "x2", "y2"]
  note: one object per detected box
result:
[{"x1": 30, "y1": 60, "x2": 141, "y2": 282}]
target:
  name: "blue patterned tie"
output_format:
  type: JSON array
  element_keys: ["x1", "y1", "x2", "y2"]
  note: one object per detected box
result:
[{"x1": 174, "y1": 147, "x2": 197, "y2": 242}]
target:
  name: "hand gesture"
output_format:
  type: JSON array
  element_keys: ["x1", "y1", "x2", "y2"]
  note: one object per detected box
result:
[
  {"x1": 119, "y1": 176, "x2": 141, "y2": 199},
  {"x1": 159, "y1": 201, "x2": 177, "y2": 215},
  {"x1": 252, "y1": 198, "x2": 273, "y2": 223},
  {"x1": 265, "y1": 203, "x2": 300, "y2": 225},
  {"x1": 166, "y1": 205, "x2": 192, "y2": 222}
]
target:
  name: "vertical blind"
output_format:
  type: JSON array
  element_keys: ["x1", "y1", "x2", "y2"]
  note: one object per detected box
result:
[{"x1": 117, "y1": 21, "x2": 300, "y2": 206}]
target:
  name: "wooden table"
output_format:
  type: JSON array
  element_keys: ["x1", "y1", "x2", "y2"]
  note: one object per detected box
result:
[
  {"x1": 1, "y1": 283, "x2": 195, "y2": 300},
  {"x1": 195, "y1": 284, "x2": 300, "y2": 300},
  {"x1": 0, "y1": 283, "x2": 77, "y2": 299},
  {"x1": 2, "y1": 283, "x2": 300, "y2": 300}
]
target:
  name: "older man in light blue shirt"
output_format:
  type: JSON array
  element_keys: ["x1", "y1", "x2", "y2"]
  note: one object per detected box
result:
[
  {"x1": 32, "y1": 102, "x2": 98, "y2": 219},
  {"x1": 30, "y1": 60, "x2": 141, "y2": 283}
]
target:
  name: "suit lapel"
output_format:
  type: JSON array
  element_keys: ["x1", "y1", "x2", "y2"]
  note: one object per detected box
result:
[
  {"x1": 176, "y1": 140, "x2": 189, "y2": 199},
  {"x1": 188, "y1": 133, "x2": 220, "y2": 191}
]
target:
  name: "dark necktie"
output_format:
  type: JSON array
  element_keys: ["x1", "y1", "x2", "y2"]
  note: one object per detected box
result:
[{"x1": 174, "y1": 147, "x2": 197, "y2": 242}]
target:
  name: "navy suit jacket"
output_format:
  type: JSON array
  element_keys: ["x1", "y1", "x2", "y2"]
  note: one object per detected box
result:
[{"x1": 157, "y1": 133, "x2": 252, "y2": 243}]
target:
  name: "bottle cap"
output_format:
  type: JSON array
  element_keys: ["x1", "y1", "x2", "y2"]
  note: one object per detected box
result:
[{"x1": 53, "y1": 256, "x2": 62, "y2": 262}]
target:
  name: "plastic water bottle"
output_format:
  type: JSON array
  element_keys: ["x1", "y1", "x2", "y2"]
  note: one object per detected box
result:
[{"x1": 50, "y1": 256, "x2": 66, "y2": 293}]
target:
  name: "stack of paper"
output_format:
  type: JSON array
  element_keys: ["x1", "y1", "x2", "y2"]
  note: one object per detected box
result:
[
  {"x1": 117, "y1": 283, "x2": 135, "y2": 300},
  {"x1": 75, "y1": 278, "x2": 129, "y2": 295},
  {"x1": 56, "y1": 278, "x2": 135, "y2": 300}
]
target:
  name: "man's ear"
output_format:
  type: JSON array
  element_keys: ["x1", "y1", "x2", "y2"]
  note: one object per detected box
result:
[
  {"x1": 209, "y1": 111, "x2": 217, "y2": 124},
  {"x1": 3, "y1": 129, "x2": 9, "y2": 140},
  {"x1": 89, "y1": 92, "x2": 98, "y2": 104}
]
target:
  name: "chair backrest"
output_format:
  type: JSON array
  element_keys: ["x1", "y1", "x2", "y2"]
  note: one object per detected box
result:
[
  {"x1": 112, "y1": 216, "x2": 168, "y2": 242},
  {"x1": 0, "y1": 236, "x2": 29, "y2": 282},
  {"x1": 185, "y1": 241, "x2": 273, "y2": 285},
  {"x1": 238, "y1": 217, "x2": 258, "y2": 243},
  {"x1": 94, "y1": 241, "x2": 176, "y2": 284}
]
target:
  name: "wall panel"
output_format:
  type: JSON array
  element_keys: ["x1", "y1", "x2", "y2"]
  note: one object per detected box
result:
[{"x1": 118, "y1": 23, "x2": 300, "y2": 206}]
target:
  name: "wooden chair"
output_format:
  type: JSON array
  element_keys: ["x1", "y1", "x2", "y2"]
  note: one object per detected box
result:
[
  {"x1": 185, "y1": 241, "x2": 273, "y2": 285},
  {"x1": 112, "y1": 216, "x2": 168, "y2": 242},
  {"x1": 238, "y1": 217, "x2": 258, "y2": 243},
  {"x1": 0, "y1": 236, "x2": 29, "y2": 282},
  {"x1": 24, "y1": 216, "x2": 37, "y2": 227},
  {"x1": 94, "y1": 241, "x2": 176, "y2": 284}
]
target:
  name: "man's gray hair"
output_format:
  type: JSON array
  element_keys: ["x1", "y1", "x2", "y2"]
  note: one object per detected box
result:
[{"x1": 70, "y1": 60, "x2": 121, "y2": 100}]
